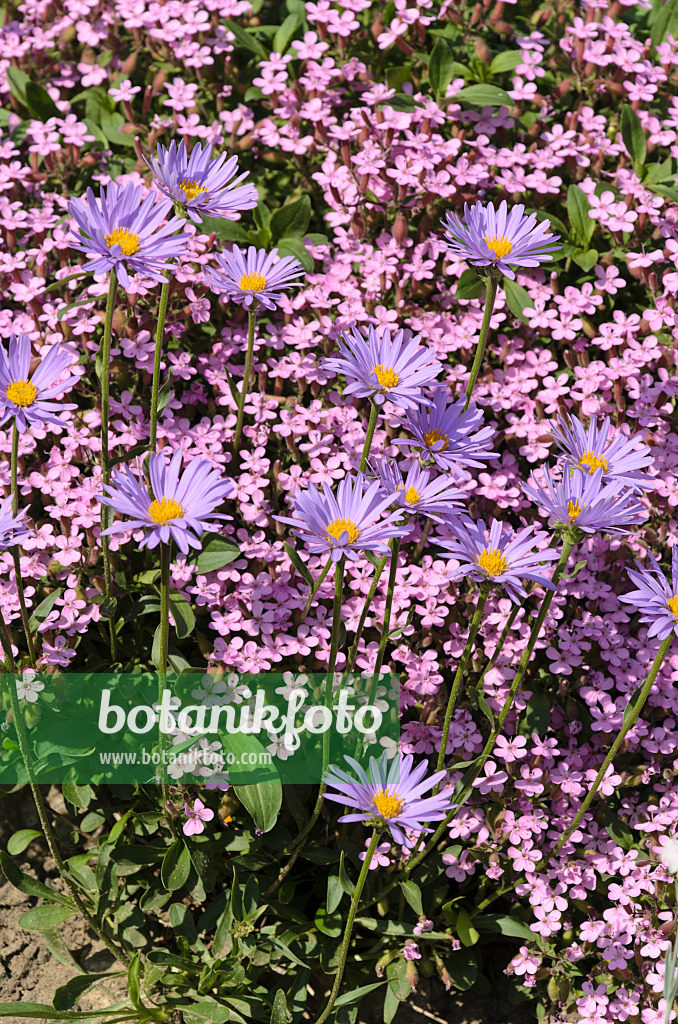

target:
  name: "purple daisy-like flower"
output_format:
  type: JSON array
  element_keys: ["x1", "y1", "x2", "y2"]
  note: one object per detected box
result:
[
  {"x1": 374, "y1": 459, "x2": 466, "y2": 524},
  {"x1": 204, "y1": 245, "x2": 305, "y2": 311},
  {"x1": 0, "y1": 495, "x2": 31, "y2": 549},
  {"x1": 323, "y1": 752, "x2": 452, "y2": 847},
  {"x1": 322, "y1": 325, "x2": 443, "y2": 410},
  {"x1": 145, "y1": 140, "x2": 258, "y2": 224},
  {"x1": 392, "y1": 390, "x2": 498, "y2": 476},
  {"x1": 549, "y1": 414, "x2": 654, "y2": 493},
  {"x1": 522, "y1": 466, "x2": 647, "y2": 535},
  {"x1": 619, "y1": 548, "x2": 678, "y2": 643},
  {"x1": 440, "y1": 200, "x2": 561, "y2": 280},
  {"x1": 434, "y1": 518, "x2": 560, "y2": 603},
  {"x1": 98, "y1": 449, "x2": 233, "y2": 554},
  {"x1": 274, "y1": 474, "x2": 408, "y2": 563},
  {"x1": 0, "y1": 333, "x2": 78, "y2": 434},
  {"x1": 68, "y1": 182, "x2": 190, "y2": 289}
]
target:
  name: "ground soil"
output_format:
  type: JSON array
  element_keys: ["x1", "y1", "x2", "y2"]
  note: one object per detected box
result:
[{"x1": 0, "y1": 789, "x2": 571, "y2": 1024}]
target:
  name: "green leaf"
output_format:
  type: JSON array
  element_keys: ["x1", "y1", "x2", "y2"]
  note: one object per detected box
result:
[
  {"x1": 503, "y1": 278, "x2": 533, "y2": 323},
  {"x1": 223, "y1": 18, "x2": 268, "y2": 58},
  {"x1": 400, "y1": 880, "x2": 423, "y2": 916},
  {"x1": 327, "y1": 874, "x2": 343, "y2": 914},
  {"x1": 7, "y1": 829, "x2": 42, "y2": 855},
  {"x1": 57, "y1": 297, "x2": 96, "y2": 322},
  {"x1": 161, "y1": 838, "x2": 192, "y2": 891},
  {"x1": 334, "y1": 982, "x2": 385, "y2": 1008},
  {"x1": 621, "y1": 105, "x2": 646, "y2": 174},
  {"x1": 276, "y1": 235, "x2": 313, "y2": 272},
  {"x1": 110, "y1": 442, "x2": 150, "y2": 468},
  {"x1": 127, "y1": 952, "x2": 145, "y2": 1013},
  {"x1": 100, "y1": 111, "x2": 135, "y2": 147},
  {"x1": 605, "y1": 809, "x2": 634, "y2": 851},
  {"x1": 6, "y1": 67, "x2": 30, "y2": 106},
  {"x1": 0, "y1": 1004, "x2": 124, "y2": 1019},
  {"x1": 273, "y1": 12, "x2": 303, "y2": 54},
  {"x1": 271, "y1": 990, "x2": 291, "y2": 1024},
  {"x1": 524, "y1": 691, "x2": 551, "y2": 737},
  {"x1": 338, "y1": 850, "x2": 355, "y2": 896},
  {"x1": 456, "y1": 907, "x2": 480, "y2": 947},
  {"x1": 0, "y1": 852, "x2": 76, "y2": 909},
  {"x1": 447, "y1": 947, "x2": 478, "y2": 990},
  {"x1": 201, "y1": 216, "x2": 250, "y2": 243},
  {"x1": 623, "y1": 684, "x2": 644, "y2": 727},
  {"x1": 455, "y1": 268, "x2": 486, "y2": 301},
  {"x1": 489, "y1": 50, "x2": 523, "y2": 74},
  {"x1": 454, "y1": 84, "x2": 512, "y2": 107},
  {"x1": 650, "y1": 0, "x2": 678, "y2": 46},
  {"x1": 271, "y1": 195, "x2": 311, "y2": 241},
  {"x1": 157, "y1": 369, "x2": 174, "y2": 413},
  {"x1": 234, "y1": 776, "x2": 282, "y2": 832},
  {"x1": 315, "y1": 905, "x2": 343, "y2": 937},
  {"x1": 168, "y1": 592, "x2": 196, "y2": 639},
  {"x1": 196, "y1": 536, "x2": 241, "y2": 573},
  {"x1": 429, "y1": 38, "x2": 456, "y2": 98},
  {"x1": 573, "y1": 249, "x2": 599, "y2": 272},
  {"x1": 53, "y1": 973, "x2": 124, "y2": 1011},
  {"x1": 646, "y1": 182, "x2": 678, "y2": 203},
  {"x1": 62, "y1": 783, "x2": 92, "y2": 811},
  {"x1": 383, "y1": 984, "x2": 401, "y2": 1024},
  {"x1": 25, "y1": 81, "x2": 59, "y2": 120},
  {"x1": 283, "y1": 541, "x2": 313, "y2": 586},
  {"x1": 183, "y1": 1002, "x2": 231, "y2": 1024},
  {"x1": 567, "y1": 184, "x2": 594, "y2": 247},
  {"x1": 473, "y1": 913, "x2": 534, "y2": 940},
  {"x1": 19, "y1": 905, "x2": 77, "y2": 931},
  {"x1": 563, "y1": 559, "x2": 587, "y2": 581}
]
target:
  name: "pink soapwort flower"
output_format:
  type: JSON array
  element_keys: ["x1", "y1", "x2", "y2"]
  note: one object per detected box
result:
[{"x1": 183, "y1": 797, "x2": 215, "y2": 836}]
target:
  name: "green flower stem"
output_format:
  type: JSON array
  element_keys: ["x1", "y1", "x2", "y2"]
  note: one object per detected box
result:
[
  {"x1": 361, "y1": 532, "x2": 578, "y2": 912},
  {"x1": 354, "y1": 538, "x2": 400, "y2": 760},
  {"x1": 149, "y1": 273, "x2": 171, "y2": 450},
  {"x1": 233, "y1": 306, "x2": 258, "y2": 453},
  {"x1": 313, "y1": 829, "x2": 381, "y2": 1024},
  {"x1": 549, "y1": 632, "x2": 673, "y2": 862},
  {"x1": 10, "y1": 425, "x2": 35, "y2": 667},
  {"x1": 412, "y1": 518, "x2": 432, "y2": 565},
  {"x1": 158, "y1": 540, "x2": 174, "y2": 826},
  {"x1": 300, "y1": 555, "x2": 333, "y2": 623},
  {"x1": 0, "y1": 604, "x2": 129, "y2": 966},
  {"x1": 345, "y1": 553, "x2": 388, "y2": 675},
  {"x1": 271, "y1": 557, "x2": 345, "y2": 891},
  {"x1": 434, "y1": 588, "x2": 489, "y2": 780},
  {"x1": 100, "y1": 272, "x2": 118, "y2": 661},
  {"x1": 464, "y1": 274, "x2": 498, "y2": 411},
  {"x1": 358, "y1": 401, "x2": 379, "y2": 473}
]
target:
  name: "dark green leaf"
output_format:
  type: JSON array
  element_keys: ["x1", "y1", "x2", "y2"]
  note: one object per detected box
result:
[
  {"x1": 400, "y1": 880, "x2": 423, "y2": 916},
  {"x1": 53, "y1": 972, "x2": 124, "y2": 1011},
  {"x1": 283, "y1": 542, "x2": 313, "y2": 586},
  {"x1": 334, "y1": 982, "x2": 384, "y2": 1008},
  {"x1": 183, "y1": 1001, "x2": 231, "y2": 1024},
  {"x1": 157, "y1": 369, "x2": 174, "y2": 413},
  {"x1": 168, "y1": 592, "x2": 196, "y2": 639},
  {"x1": 473, "y1": 913, "x2": 534, "y2": 939},
  {"x1": 338, "y1": 850, "x2": 355, "y2": 896},
  {"x1": 127, "y1": 952, "x2": 145, "y2": 1013},
  {"x1": 0, "y1": 853, "x2": 75, "y2": 908},
  {"x1": 270, "y1": 196, "x2": 311, "y2": 241},
  {"x1": 621, "y1": 105, "x2": 646, "y2": 173},
  {"x1": 223, "y1": 18, "x2": 268, "y2": 58},
  {"x1": 567, "y1": 184, "x2": 594, "y2": 246},
  {"x1": 161, "y1": 839, "x2": 192, "y2": 891},
  {"x1": 271, "y1": 990, "x2": 291, "y2": 1024},
  {"x1": 234, "y1": 775, "x2": 282, "y2": 832},
  {"x1": 19, "y1": 905, "x2": 77, "y2": 931},
  {"x1": 196, "y1": 537, "x2": 241, "y2": 573},
  {"x1": 25, "y1": 81, "x2": 59, "y2": 120},
  {"x1": 524, "y1": 692, "x2": 551, "y2": 737},
  {"x1": 503, "y1": 278, "x2": 533, "y2": 323},
  {"x1": 454, "y1": 84, "x2": 512, "y2": 107},
  {"x1": 201, "y1": 216, "x2": 250, "y2": 243},
  {"x1": 456, "y1": 907, "x2": 480, "y2": 947},
  {"x1": 429, "y1": 38, "x2": 455, "y2": 97},
  {"x1": 489, "y1": 50, "x2": 522, "y2": 74},
  {"x1": 327, "y1": 874, "x2": 343, "y2": 914},
  {"x1": 6, "y1": 67, "x2": 30, "y2": 106},
  {"x1": 605, "y1": 809, "x2": 634, "y2": 851},
  {"x1": 110, "y1": 442, "x2": 150, "y2": 468},
  {"x1": 573, "y1": 249, "x2": 599, "y2": 272},
  {"x1": 62, "y1": 782, "x2": 92, "y2": 810},
  {"x1": 276, "y1": 235, "x2": 313, "y2": 272},
  {"x1": 7, "y1": 829, "x2": 42, "y2": 855},
  {"x1": 447, "y1": 947, "x2": 478, "y2": 990},
  {"x1": 455, "y1": 268, "x2": 486, "y2": 301},
  {"x1": 650, "y1": 0, "x2": 678, "y2": 46},
  {"x1": 273, "y1": 12, "x2": 304, "y2": 54},
  {"x1": 0, "y1": 1003, "x2": 123, "y2": 1019}
]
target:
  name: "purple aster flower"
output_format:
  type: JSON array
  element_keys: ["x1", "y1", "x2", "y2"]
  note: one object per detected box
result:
[
  {"x1": 392, "y1": 390, "x2": 498, "y2": 476},
  {"x1": 522, "y1": 467, "x2": 647, "y2": 535},
  {"x1": 0, "y1": 495, "x2": 31, "y2": 548},
  {"x1": 323, "y1": 752, "x2": 453, "y2": 847},
  {"x1": 98, "y1": 449, "x2": 233, "y2": 554},
  {"x1": 0, "y1": 333, "x2": 78, "y2": 434},
  {"x1": 68, "y1": 182, "x2": 190, "y2": 289},
  {"x1": 374, "y1": 459, "x2": 466, "y2": 524},
  {"x1": 440, "y1": 200, "x2": 560, "y2": 280},
  {"x1": 204, "y1": 245, "x2": 305, "y2": 311},
  {"x1": 274, "y1": 474, "x2": 408, "y2": 563},
  {"x1": 322, "y1": 325, "x2": 443, "y2": 410},
  {"x1": 434, "y1": 518, "x2": 560, "y2": 602},
  {"x1": 619, "y1": 549, "x2": 678, "y2": 644},
  {"x1": 549, "y1": 414, "x2": 654, "y2": 493},
  {"x1": 145, "y1": 140, "x2": 258, "y2": 224}
]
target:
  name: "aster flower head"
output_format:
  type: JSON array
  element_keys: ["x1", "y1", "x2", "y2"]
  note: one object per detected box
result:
[
  {"x1": 374, "y1": 458, "x2": 466, "y2": 524},
  {"x1": 522, "y1": 466, "x2": 647, "y2": 535},
  {"x1": 145, "y1": 140, "x2": 258, "y2": 224},
  {"x1": 68, "y1": 182, "x2": 190, "y2": 289},
  {"x1": 323, "y1": 325, "x2": 443, "y2": 410},
  {"x1": 619, "y1": 548, "x2": 678, "y2": 644},
  {"x1": 204, "y1": 245, "x2": 305, "y2": 310},
  {"x1": 550, "y1": 414, "x2": 654, "y2": 492},
  {"x1": 323, "y1": 752, "x2": 452, "y2": 847},
  {"x1": 434, "y1": 518, "x2": 560, "y2": 603},
  {"x1": 0, "y1": 333, "x2": 78, "y2": 434},
  {"x1": 274, "y1": 474, "x2": 408, "y2": 563},
  {"x1": 98, "y1": 449, "x2": 233, "y2": 554},
  {"x1": 392, "y1": 390, "x2": 498, "y2": 476},
  {"x1": 0, "y1": 495, "x2": 31, "y2": 549},
  {"x1": 440, "y1": 200, "x2": 560, "y2": 280}
]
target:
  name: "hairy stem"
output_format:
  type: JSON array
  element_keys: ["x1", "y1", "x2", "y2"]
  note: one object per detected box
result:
[
  {"x1": 358, "y1": 401, "x2": 379, "y2": 473},
  {"x1": 100, "y1": 272, "x2": 118, "y2": 660},
  {"x1": 234, "y1": 306, "x2": 258, "y2": 452},
  {"x1": 464, "y1": 274, "x2": 498, "y2": 410},
  {"x1": 149, "y1": 273, "x2": 171, "y2": 450},
  {"x1": 10, "y1": 425, "x2": 35, "y2": 667}
]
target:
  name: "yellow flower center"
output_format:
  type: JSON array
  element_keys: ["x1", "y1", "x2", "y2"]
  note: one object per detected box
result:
[
  {"x1": 372, "y1": 787, "x2": 404, "y2": 819},
  {"x1": 6, "y1": 379, "x2": 37, "y2": 407},
  {"x1": 423, "y1": 428, "x2": 449, "y2": 452},
  {"x1": 668, "y1": 595, "x2": 678, "y2": 621},
  {"x1": 327, "y1": 517, "x2": 360, "y2": 543},
  {"x1": 180, "y1": 177, "x2": 208, "y2": 202},
  {"x1": 404, "y1": 487, "x2": 421, "y2": 505},
  {"x1": 567, "y1": 499, "x2": 584, "y2": 521},
  {"x1": 477, "y1": 547, "x2": 509, "y2": 577},
  {"x1": 372, "y1": 364, "x2": 400, "y2": 390},
  {"x1": 239, "y1": 272, "x2": 267, "y2": 292},
  {"x1": 485, "y1": 234, "x2": 513, "y2": 260},
  {"x1": 148, "y1": 498, "x2": 185, "y2": 525},
  {"x1": 105, "y1": 227, "x2": 140, "y2": 256},
  {"x1": 579, "y1": 451, "x2": 608, "y2": 474}
]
